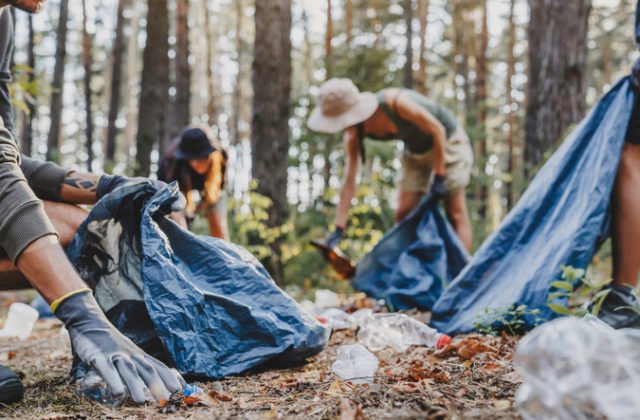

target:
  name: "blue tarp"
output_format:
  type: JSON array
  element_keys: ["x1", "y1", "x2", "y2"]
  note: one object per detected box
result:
[
  {"x1": 431, "y1": 78, "x2": 635, "y2": 334},
  {"x1": 351, "y1": 198, "x2": 470, "y2": 311},
  {"x1": 67, "y1": 183, "x2": 328, "y2": 379}
]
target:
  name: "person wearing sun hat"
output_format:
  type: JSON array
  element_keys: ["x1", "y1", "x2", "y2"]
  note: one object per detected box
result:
[
  {"x1": 159, "y1": 126, "x2": 229, "y2": 239},
  {"x1": 308, "y1": 78, "x2": 473, "y2": 252}
]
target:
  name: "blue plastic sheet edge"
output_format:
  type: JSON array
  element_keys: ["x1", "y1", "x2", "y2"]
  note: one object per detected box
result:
[{"x1": 430, "y1": 77, "x2": 636, "y2": 334}]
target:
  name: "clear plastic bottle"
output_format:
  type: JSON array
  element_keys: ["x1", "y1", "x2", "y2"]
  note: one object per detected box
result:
[{"x1": 357, "y1": 313, "x2": 451, "y2": 352}]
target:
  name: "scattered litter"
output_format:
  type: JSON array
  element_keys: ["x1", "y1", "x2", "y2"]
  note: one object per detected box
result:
[
  {"x1": 315, "y1": 289, "x2": 340, "y2": 309},
  {"x1": 30, "y1": 294, "x2": 54, "y2": 318},
  {"x1": 357, "y1": 313, "x2": 451, "y2": 352},
  {"x1": 515, "y1": 315, "x2": 640, "y2": 420},
  {"x1": 0, "y1": 303, "x2": 39, "y2": 340},
  {"x1": 76, "y1": 368, "x2": 129, "y2": 407},
  {"x1": 317, "y1": 308, "x2": 357, "y2": 330},
  {"x1": 331, "y1": 344, "x2": 379, "y2": 384}
]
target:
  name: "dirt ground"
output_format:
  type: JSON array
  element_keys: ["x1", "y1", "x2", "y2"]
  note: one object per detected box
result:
[{"x1": 0, "y1": 296, "x2": 523, "y2": 420}]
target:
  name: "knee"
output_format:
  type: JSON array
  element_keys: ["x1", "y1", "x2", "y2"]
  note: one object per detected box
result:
[
  {"x1": 618, "y1": 144, "x2": 640, "y2": 179},
  {"x1": 43, "y1": 202, "x2": 88, "y2": 246}
]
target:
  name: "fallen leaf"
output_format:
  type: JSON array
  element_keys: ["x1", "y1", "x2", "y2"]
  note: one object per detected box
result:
[
  {"x1": 340, "y1": 398, "x2": 365, "y2": 420},
  {"x1": 494, "y1": 400, "x2": 511, "y2": 411},
  {"x1": 209, "y1": 389, "x2": 233, "y2": 402}
]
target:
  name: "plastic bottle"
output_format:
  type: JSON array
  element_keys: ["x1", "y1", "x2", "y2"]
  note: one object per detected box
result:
[
  {"x1": 331, "y1": 344, "x2": 379, "y2": 384},
  {"x1": 0, "y1": 303, "x2": 39, "y2": 340},
  {"x1": 76, "y1": 369, "x2": 128, "y2": 407},
  {"x1": 357, "y1": 313, "x2": 451, "y2": 352}
]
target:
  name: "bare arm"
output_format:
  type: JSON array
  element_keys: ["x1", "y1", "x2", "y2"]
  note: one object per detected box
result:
[
  {"x1": 394, "y1": 92, "x2": 447, "y2": 175},
  {"x1": 336, "y1": 127, "x2": 360, "y2": 229}
]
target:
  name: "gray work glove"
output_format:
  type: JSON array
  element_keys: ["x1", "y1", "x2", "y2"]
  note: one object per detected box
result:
[
  {"x1": 324, "y1": 226, "x2": 345, "y2": 249},
  {"x1": 633, "y1": 57, "x2": 640, "y2": 92},
  {"x1": 430, "y1": 174, "x2": 447, "y2": 202},
  {"x1": 54, "y1": 289, "x2": 184, "y2": 403},
  {"x1": 96, "y1": 174, "x2": 186, "y2": 213}
]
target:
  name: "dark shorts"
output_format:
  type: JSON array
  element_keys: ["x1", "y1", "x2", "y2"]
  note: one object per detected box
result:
[{"x1": 626, "y1": 96, "x2": 640, "y2": 144}]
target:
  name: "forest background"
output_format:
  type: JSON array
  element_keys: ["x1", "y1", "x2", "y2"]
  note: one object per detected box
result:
[{"x1": 6, "y1": 0, "x2": 636, "y2": 291}]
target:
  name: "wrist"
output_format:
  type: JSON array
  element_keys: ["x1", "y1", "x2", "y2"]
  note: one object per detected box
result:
[{"x1": 335, "y1": 225, "x2": 346, "y2": 233}]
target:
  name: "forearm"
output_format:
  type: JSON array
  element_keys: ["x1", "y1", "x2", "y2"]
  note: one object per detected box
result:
[
  {"x1": 431, "y1": 132, "x2": 447, "y2": 175},
  {"x1": 59, "y1": 171, "x2": 99, "y2": 204},
  {"x1": 336, "y1": 180, "x2": 355, "y2": 229}
]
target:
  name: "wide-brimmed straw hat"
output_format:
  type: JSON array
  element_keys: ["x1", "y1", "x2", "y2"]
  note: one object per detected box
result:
[{"x1": 307, "y1": 78, "x2": 378, "y2": 133}]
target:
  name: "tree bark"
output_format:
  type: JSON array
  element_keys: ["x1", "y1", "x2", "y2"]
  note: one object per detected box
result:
[
  {"x1": 325, "y1": 0, "x2": 333, "y2": 80},
  {"x1": 135, "y1": 0, "x2": 170, "y2": 176},
  {"x1": 345, "y1": 0, "x2": 353, "y2": 47},
  {"x1": 105, "y1": 0, "x2": 127, "y2": 168},
  {"x1": 46, "y1": 0, "x2": 69, "y2": 162},
  {"x1": 525, "y1": 0, "x2": 591, "y2": 172},
  {"x1": 124, "y1": 0, "x2": 140, "y2": 170},
  {"x1": 20, "y1": 15, "x2": 35, "y2": 157},
  {"x1": 230, "y1": 0, "x2": 244, "y2": 146},
  {"x1": 82, "y1": 0, "x2": 94, "y2": 172},
  {"x1": 252, "y1": 0, "x2": 292, "y2": 283},
  {"x1": 203, "y1": 2, "x2": 217, "y2": 126},
  {"x1": 174, "y1": 0, "x2": 191, "y2": 133},
  {"x1": 416, "y1": 0, "x2": 429, "y2": 94},
  {"x1": 506, "y1": 0, "x2": 517, "y2": 209},
  {"x1": 474, "y1": 0, "x2": 489, "y2": 217},
  {"x1": 402, "y1": 0, "x2": 414, "y2": 88}
]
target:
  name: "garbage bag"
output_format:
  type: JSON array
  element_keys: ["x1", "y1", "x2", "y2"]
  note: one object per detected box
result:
[
  {"x1": 431, "y1": 78, "x2": 636, "y2": 334},
  {"x1": 515, "y1": 315, "x2": 640, "y2": 420},
  {"x1": 351, "y1": 198, "x2": 469, "y2": 311},
  {"x1": 67, "y1": 182, "x2": 328, "y2": 379}
]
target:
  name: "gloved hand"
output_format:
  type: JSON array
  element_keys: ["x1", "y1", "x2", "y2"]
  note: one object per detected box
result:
[
  {"x1": 324, "y1": 226, "x2": 345, "y2": 249},
  {"x1": 97, "y1": 174, "x2": 186, "y2": 213},
  {"x1": 633, "y1": 57, "x2": 640, "y2": 92},
  {"x1": 430, "y1": 174, "x2": 447, "y2": 202},
  {"x1": 53, "y1": 289, "x2": 185, "y2": 403}
]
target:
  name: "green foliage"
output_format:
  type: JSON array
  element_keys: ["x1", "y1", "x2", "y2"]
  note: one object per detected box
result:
[
  {"x1": 473, "y1": 305, "x2": 544, "y2": 336},
  {"x1": 546, "y1": 265, "x2": 612, "y2": 317},
  {"x1": 9, "y1": 64, "x2": 46, "y2": 115}
]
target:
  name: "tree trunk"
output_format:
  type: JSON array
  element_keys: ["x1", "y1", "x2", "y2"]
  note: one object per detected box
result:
[
  {"x1": 402, "y1": 0, "x2": 414, "y2": 88},
  {"x1": 20, "y1": 15, "x2": 35, "y2": 157},
  {"x1": 345, "y1": 0, "x2": 353, "y2": 47},
  {"x1": 124, "y1": 1, "x2": 140, "y2": 170},
  {"x1": 174, "y1": 0, "x2": 191, "y2": 133},
  {"x1": 230, "y1": 0, "x2": 244, "y2": 146},
  {"x1": 203, "y1": 3, "x2": 217, "y2": 126},
  {"x1": 525, "y1": 0, "x2": 591, "y2": 172},
  {"x1": 416, "y1": 0, "x2": 429, "y2": 94},
  {"x1": 506, "y1": 0, "x2": 517, "y2": 209},
  {"x1": 474, "y1": 0, "x2": 489, "y2": 217},
  {"x1": 105, "y1": 0, "x2": 127, "y2": 168},
  {"x1": 46, "y1": 0, "x2": 69, "y2": 162},
  {"x1": 252, "y1": 0, "x2": 292, "y2": 283},
  {"x1": 135, "y1": 0, "x2": 169, "y2": 176},
  {"x1": 82, "y1": 0, "x2": 94, "y2": 172},
  {"x1": 325, "y1": 0, "x2": 333, "y2": 80}
]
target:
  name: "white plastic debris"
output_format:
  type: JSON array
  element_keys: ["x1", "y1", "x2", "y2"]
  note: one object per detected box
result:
[
  {"x1": 298, "y1": 299, "x2": 317, "y2": 315},
  {"x1": 314, "y1": 289, "x2": 340, "y2": 309},
  {"x1": 317, "y1": 308, "x2": 357, "y2": 330},
  {"x1": 0, "y1": 302, "x2": 39, "y2": 340},
  {"x1": 357, "y1": 313, "x2": 450, "y2": 352},
  {"x1": 331, "y1": 344, "x2": 379, "y2": 384},
  {"x1": 514, "y1": 315, "x2": 640, "y2": 420}
]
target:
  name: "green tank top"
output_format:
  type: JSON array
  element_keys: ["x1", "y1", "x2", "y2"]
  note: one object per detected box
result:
[{"x1": 372, "y1": 89, "x2": 459, "y2": 154}]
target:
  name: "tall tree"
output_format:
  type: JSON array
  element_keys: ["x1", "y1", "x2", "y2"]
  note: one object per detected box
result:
[
  {"x1": 416, "y1": 0, "x2": 429, "y2": 94},
  {"x1": 105, "y1": 0, "x2": 127, "y2": 169},
  {"x1": 402, "y1": 0, "x2": 414, "y2": 88},
  {"x1": 506, "y1": 0, "x2": 517, "y2": 209},
  {"x1": 20, "y1": 15, "x2": 35, "y2": 157},
  {"x1": 474, "y1": 0, "x2": 489, "y2": 217},
  {"x1": 174, "y1": 0, "x2": 191, "y2": 132},
  {"x1": 325, "y1": 0, "x2": 333, "y2": 79},
  {"x1": 46, "y1": 0, "x2": 69, "y2": 162},
  {"x1": 124, "y1": 0, "x2": 140, "y2": 169},
  {"x1": 525, "y1": 0, "x2": 591, "y2": 171},
  {"x1": 345, "y1": 0, "x2": 353, "y2": 46},
  {"x1": 135, "y1": 0, "x2": 170, "y2": 176},
  {"x1": 252, "y1": 0, "x2": 292, "y2": 283},
  {"x1": 230, "y1": 0, "x2": 244, "y2": 146},
  {"x1": 82, "y1": 0, "x2": 94, "y2": 172},
  {"x1": 203, "y1": 1, "x2": 217, "y2": 126}
]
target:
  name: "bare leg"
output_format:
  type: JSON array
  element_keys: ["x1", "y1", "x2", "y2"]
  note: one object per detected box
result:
[
  {"x1": 444, "y1": 189, "x2": 473, "y2": 252},
  {"x1": 395, "y1": 190, "x2": 422, "y2": 223},
  {"x1": 0, "y1": 201, "x2": 88, "y2": 292},
  {"x1": 612, "y1": 143, "x2": 640, "y2": 288}
]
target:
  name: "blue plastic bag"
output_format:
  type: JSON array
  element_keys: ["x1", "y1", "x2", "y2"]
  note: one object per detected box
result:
[
  {"x1": 351, "y1": 198, "x2": 470, "y2": 311},
  {"x1": 67, "y1": 182, "x2": 328, "y2": 379},
  {"x1": 431, "y1": 78, "x2": 635, "y2": 334}
]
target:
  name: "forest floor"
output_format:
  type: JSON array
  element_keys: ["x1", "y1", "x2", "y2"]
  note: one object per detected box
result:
[{"x1": 0, "y1": 292, "x2": 524, "y2": 420}]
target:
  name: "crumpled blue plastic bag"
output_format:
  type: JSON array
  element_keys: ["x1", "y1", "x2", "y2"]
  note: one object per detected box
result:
[
  {"x1": 431, "y1": 78, "x2": 635, "y2": 334},
  {"x1": 351, "y1": 197, "x2": 470, "y2": 311},
  {"x1": 67, "y1": 182, "x2": 328, "y2": 379}
]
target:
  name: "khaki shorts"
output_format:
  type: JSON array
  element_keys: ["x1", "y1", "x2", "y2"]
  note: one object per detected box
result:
[{"x1": 398, "y1": 126, "x2": 474, "y2": 195}]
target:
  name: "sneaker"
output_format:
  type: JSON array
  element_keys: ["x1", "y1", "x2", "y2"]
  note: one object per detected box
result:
[
  {"x1": 596, "y1": 285, "x2": 640, "y2": 329},
  {"x1": 0, "y1": 365, "x2": 23, "y2": 405}
]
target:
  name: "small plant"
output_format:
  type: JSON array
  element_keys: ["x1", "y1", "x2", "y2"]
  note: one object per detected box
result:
[
  {"x1": 546, "y1": 265, "x2": 612, "y2": 317},
  {"x1": 473, "y1": 305, "x2": 545, "y2": 336}
]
